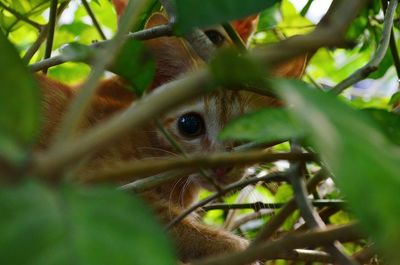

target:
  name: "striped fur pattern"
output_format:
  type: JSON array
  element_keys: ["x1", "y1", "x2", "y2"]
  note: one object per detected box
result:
[{"x1": 38, "y1": 12, "x2": 306, "y2": 263}]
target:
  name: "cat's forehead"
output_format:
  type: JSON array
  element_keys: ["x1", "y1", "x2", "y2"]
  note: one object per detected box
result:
[{"x1": 165, "y1": 90, "x2": 248, "y2": 119}]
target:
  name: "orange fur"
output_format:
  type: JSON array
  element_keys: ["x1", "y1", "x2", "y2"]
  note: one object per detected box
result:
[{"x1": 37, "y1": 12, "x2": 307, "y2": 264}]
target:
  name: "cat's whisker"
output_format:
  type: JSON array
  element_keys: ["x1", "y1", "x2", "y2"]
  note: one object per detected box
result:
[{"x1": 136, "y1": 146, "x2": 179, "y2": 157}]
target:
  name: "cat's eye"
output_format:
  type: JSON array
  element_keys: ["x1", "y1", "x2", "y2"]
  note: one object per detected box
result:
[
  {"x1": 177, "y1": 112, "x2": 205, "y2": 138},
  {"x1": 204, "y1": 29, "x2": 226, "y2": 47}
]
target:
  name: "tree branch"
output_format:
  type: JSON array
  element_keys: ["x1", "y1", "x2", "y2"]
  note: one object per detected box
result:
[
  {"x1": 23, "y1": 1, "x2": 69, "y2": 63},
  {"x1": 42, "y1": 0, "x2": 58, "y2": 74},
  {"x1": 51, "y1": 0, "x2": 152, "y2": 145},
  {"x1": 203, "y1": 199, "x2": 346, "y2": 211},
  {"x1": 193, "y1": 223, "x2": 363, "y2": 265},
  {"x1": 381, "y1": 0, "x2": 400, "y2": 78},
  {"x1": 28, "y1": 23, "x2": 173, "y2": 71},
  {"x1": 82, "y1": 0, "x2": 107, "y2": 40},
  {"x1": 253, "y1": 170, "x2": 327, "y2": 244},
  {"x1": 330, "y1": 0, "x2": 398, "y2": 95},
  {"x1": 82, "y1": 151, "x2": 314, "y2": 184},
  {"x1": 0, "y1": 1, "x2": 43, "y2": 30},
  {"x1": 165, "y1": 172, "x2": 287, "y2": 230}
]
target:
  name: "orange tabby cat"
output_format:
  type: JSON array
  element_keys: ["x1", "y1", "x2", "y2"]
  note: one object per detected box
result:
[{"x1": 37, "y1": 12, "x2": 306, "y2": 263}]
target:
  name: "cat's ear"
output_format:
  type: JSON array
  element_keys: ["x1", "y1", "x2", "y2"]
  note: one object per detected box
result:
[
  {"x1": 272, "y1": 54, "x2": 309, "y2": 79},
  {"x1": 112, "y1": 0, "x2": 128, "y2": 17},
  {"x1": 231, "y1": 14, "x2": 259, "y2": 43},
  {"x1": 144, "y1": 13, "x2": 201, "y2": 88}
]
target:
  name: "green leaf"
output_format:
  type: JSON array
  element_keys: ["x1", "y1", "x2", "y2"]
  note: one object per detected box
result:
[
  {"x1": 174, "y1": 0, "x2": 281, "y2": 34},
  {"x1": 276, "y1": 79, "x2": 400, "y2": 265},
  {"x1": 277, "y1": 0, "x2": 314, "y2": 36},
  {"x1": 0, "y1": 181, "x2": 175, "y2": 265},
  {"x1": 257, "y1": 2, "x2": 282, "y2": 31},
  {"x1": 362, "y1": 108, "x2": 400, "y2": 145},
  {"x1": 0, "y1": 30, "x2": 40, "y2": 162},
  {"x1": 389, "y1": 91, "x2": 400, "y2": 107},
  {"x1": 210, "y1": 48, "x2": 265, "y2": 88},
  {"x1": 219, "y1": 108, "x2": 305, "y2": 143},
  {"x1": 110, "y1": 40, "x2": 156, "y2": 96}
]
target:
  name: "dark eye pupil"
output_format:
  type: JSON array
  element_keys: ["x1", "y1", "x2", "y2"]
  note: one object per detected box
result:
[
  {"x1": 177, "y1": 113, "x2": 205, "y2": 137},
  {"x1": 204, "y1": 30, "x2": 225, "y2": 47}
]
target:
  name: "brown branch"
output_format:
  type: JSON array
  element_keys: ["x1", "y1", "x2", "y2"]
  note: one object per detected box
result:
[
  {"x1": 353, "y1": 244, "x2": 378, "y2": 264},
  {"x1": 82, "y1": 151, "x2": 314, "y2": 184},
  {"x1": 193, "y1": 223, "x2": 363, "y2": 265},
  {"x1": 165, "y1": 172, "x2": 287, "y2": 230},
  {"x1": 28, "y1": 23, "x2": 173, "y2": 71},
  {"x1": 253, "y1": 170, "x2": 327, "y2": 244},
  {"x1": 119, "y1": 170, "x2": 191, "y2": 192},
  {"x1": 32, "y1": 70, "x2": 212, "y2": 178}
]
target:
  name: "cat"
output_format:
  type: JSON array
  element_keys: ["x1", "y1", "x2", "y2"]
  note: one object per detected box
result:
[{"x1": 37, "y1": 11, "x2": 307, "y2": 263}]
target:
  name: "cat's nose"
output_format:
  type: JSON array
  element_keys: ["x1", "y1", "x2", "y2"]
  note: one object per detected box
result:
[{"x1": 213, "y1": 166, "x2": 233, "y2": 178}]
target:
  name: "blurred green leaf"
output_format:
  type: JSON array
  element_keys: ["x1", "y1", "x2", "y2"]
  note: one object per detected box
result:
[
  {"x1": 210, "y1": 48, "x2": 265, "y2": 88},
  {"x1": 277, "y1": 0, "x2": 314, "y2": 36},
  {"x1": 0, "y1": 181, "x2": 175, "y2": 265},
  {"x1": 48, "y1": 62, "x2": 91, "y2": 84},
  {"x1": 0, "y1": 30, "x2": 40, "y2": 162},
  {"x1": 257, "y1": 1, "x2": 282, "y2": 31},
  {"x1": 389, "y1": 91, "x2": 400, "y2": 106},
  {"x1": 174, "y1": 0, "x2": 280, "y2": 34},
  {"x1": 219, "y1": 107, "x2": 305, "y2": 143},
  {"x1": 110, "y1": 40, "x2": 156, "y2": 95},
  {"x1": 277, "y1": 79, "x2": 400, "y2": 265},
  {"x1": 362, "y1": 108, "x2": 400, "y2": 145}
]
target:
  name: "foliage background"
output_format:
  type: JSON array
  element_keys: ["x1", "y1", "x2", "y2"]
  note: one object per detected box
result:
[{"x1": 1, "y1": 0, "x2": 400, "y2": 265}]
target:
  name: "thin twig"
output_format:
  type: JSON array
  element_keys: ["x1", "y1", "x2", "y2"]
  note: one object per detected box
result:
[
  {"x1": 52, "y1": 0, "x2": 152, "y2": 144},
  {"x1": 42, "y1": 0, "x2": 58, "y2": 74},
  {"x1": 222, "y1": 23, "x2": 246, "y2": 51},
  {"x1": 82, "y1": 0, "x2": 107, "y2": 40},
  {"x1": 229, "y1": 210, "x2": 273, "y2": 231},
  {"x1": 0, "y1": 1, "x2": 43, "y2": 30},
  {"x1": 119, "y1": 170, "x2": 191, "y2": 192},
  {"x1": 82, "y1": 151, "x2": 314, "y2": 184},
  {"x1": 193, "y1": 223, "x2": 363, "y2": 265},
  {"x1": 275, "y1": 249, "x2": 334, "y2": 263},
  {"x1": 28, "y1": 23, "x2": 173, "y2": 71},
  {"x1": 300, "y1": 0, "x2": 313, "y2": 17},
  {"x1": 381, "y1": 0, "x2": 400, "y2": 78},
  {"x1": 23, "y1": 1, "x2": 69, "y2": 63},
  {"x1": 353, "y1": 244, "x2": 378, "y2": 264},
  {"x1": 288, "y1": 143, "x2": 356, "y2": 265},
  {"x1": 253, "y1": 170, "x2": 327, "y2": 244},
  {"x1": 165, "y1": 172, "x2": 287, "y2": 230},
  {"x1": 203, "y1": 199, "x2": 346, "y2": 211},
  {"x1": 330, "y1": 0, "x2": 398, "y2": 95}
]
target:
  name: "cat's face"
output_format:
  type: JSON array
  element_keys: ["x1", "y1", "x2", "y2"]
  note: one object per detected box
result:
[
  {"x1": 141, "y1": 13, "x2": 307, "y2": 190},
  {"x1": 157, "y1": 90, "x2": 252, "y2": 189}
]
